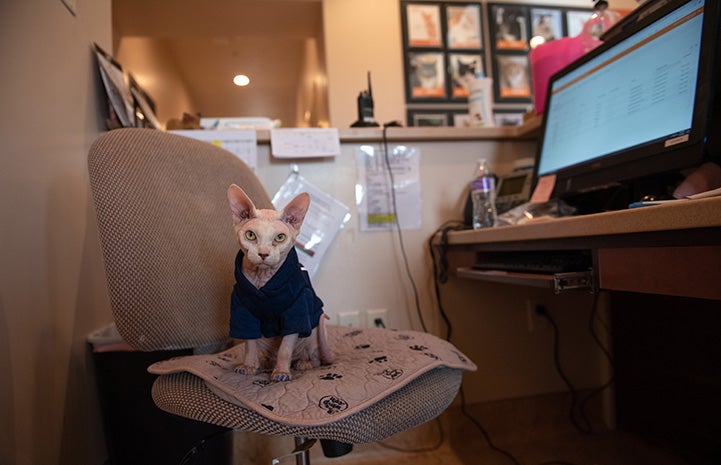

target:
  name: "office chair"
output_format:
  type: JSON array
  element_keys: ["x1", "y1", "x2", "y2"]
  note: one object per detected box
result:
[{"x1": 87, "y1": 128, "x2": 472, "y2": 463}]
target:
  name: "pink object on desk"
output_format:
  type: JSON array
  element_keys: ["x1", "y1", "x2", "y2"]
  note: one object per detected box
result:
[{"x1": 529, "y1": 35, "x2": 601, "y2": 114}]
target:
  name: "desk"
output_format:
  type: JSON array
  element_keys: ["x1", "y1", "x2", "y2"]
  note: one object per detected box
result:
[
  {"x1": 439, "y1": 196, "x2": 721, "y2": 462},
  {"x1": 442, "y1": 196, "x2": 721, "y2": 300}
]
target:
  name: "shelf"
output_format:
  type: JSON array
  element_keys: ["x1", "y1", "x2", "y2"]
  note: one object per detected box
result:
[{"x1": 254, "y1": 114, "x2": 543, "y2": 144}]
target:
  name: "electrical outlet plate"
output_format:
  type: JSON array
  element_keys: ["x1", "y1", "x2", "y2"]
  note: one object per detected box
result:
[
  {"x1": 366, "y1": 308, "x2": 388, "y2": 328},
  {"x1": 338, "y1": 311, "x2": 361, "y2": 327},
  {"x1": 525, "y1": 300, "x2": 548, "y2": 332}
]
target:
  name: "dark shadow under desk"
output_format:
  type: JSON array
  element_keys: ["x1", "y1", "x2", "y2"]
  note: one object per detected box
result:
[{"x1": 437, "y1": 196, "x2": 721, "y2": 464}]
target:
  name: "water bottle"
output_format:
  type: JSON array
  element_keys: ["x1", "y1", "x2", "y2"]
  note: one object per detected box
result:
[{"x1": 471, "y1": 159, "x2": 497, "y2": 229}]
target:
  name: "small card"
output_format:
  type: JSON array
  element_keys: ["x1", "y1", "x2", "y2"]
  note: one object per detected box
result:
[{"x1": 529, "y1": 174, "x2": 556, "y2": 204}]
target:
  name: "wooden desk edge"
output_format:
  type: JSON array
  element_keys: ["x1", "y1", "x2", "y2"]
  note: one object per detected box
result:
[{"x1": 438, "y1": 196, "x2": 721, "y2": 246}]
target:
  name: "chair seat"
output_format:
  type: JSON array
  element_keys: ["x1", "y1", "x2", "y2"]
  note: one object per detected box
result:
[{"x1": 152, "y1": 366, "x2": 463, "y2": 443}]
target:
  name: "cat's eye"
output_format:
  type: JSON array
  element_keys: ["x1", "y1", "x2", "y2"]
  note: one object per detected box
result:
[
  {"x1": 275, "y1": 233, "x2": 286, "y2": 243},
  {"x1": 245, "y1": 231, "x2": 256, "y2": 241}
]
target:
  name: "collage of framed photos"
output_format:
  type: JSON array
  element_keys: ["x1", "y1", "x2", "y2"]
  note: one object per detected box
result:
[{"x1": 401, "y1": 1, "x2": 593, "y2": 127}]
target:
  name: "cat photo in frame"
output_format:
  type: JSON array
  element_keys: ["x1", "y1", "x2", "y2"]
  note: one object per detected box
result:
[
  {"x1": 407, "y1": 51, "x2": 447, "y2": 100},
  {"x1": 494, "y1": 54, "x2": 532, "y2": 101},
  {"x1": 449, "y1": 52, "x2": 484, "y2": 99}
]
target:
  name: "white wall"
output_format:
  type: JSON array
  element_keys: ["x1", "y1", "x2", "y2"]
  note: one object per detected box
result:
[{"x1": 0, "y1": 1, "x2": 113, "y2": 464}]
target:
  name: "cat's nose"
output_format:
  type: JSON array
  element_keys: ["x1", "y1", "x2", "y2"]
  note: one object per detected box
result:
[{"x1": 258, "y1": 253, "x2": 269, "y2": 261}]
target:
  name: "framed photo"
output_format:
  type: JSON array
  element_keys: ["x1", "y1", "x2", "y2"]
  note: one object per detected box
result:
[
  {"x1": 93, "y1": 42, "x2": 134, "y2": 128},
  {"x1": 493, "y1": 108, "x2": 526, "y2": 127},
  {"x1": 449, "y1": 52, "x2": 484, "y2": 99},
  {"x1": 128, "y1": 74, "x2": 161, "y2": 129},
  {"x1": 490, "y1": 4, "x2": 530, "y2": 51},
  {"x1": 494, "y1": 54, "x2": 532, "y2": 102},
  {"x1": 446, "y1": 4, "x2": 483, "y2": 49},
  {"x1": 404, "y1": 3, "x2": 443, "y2": 48},
  {"x1": 407, "y1": 109, "x2": 449, "y2": 127},
  {"x1": 531, "y1": 8, "x2": 564, "y2": 42},
  {"x1": 566, "y1": 9, "x2": 593, "y2": 38},
  {"x1": 449, "y1": 109, "x2": 473, "y2": 127},
  {"x1": 406, "y1": 51, "x2": 447, "y2": 101}
]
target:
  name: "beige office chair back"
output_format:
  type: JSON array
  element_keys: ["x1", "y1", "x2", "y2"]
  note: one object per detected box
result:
[
  {"x1": 88, "y1": 128, "x2": 268, "y2": 352},
  {"x1": 87, "y1": 128, "x2": 468, "y2": 452}
]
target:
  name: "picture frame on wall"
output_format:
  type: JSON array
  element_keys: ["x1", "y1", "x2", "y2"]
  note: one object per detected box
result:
[
  {"x1": 446, "y1": 4, "x2": 483, "y2": 49},
  {"x1": 407, "y1": 109, "x2": 449, "y2": 127},
  {"x1": 531, "y1": 7, "x2": 564, "y2": 42},
  {"x1": 449, "y1": 52, "x2": 484, "y2": 99},
  {"x1": 566, "y1": 9, "x2": 594, "y2": 37},
  {"x1": 489, "y1": 4, "x2": 530, "y2": 51},
  {"x1": 493, "y1": 108, "x2": 526, "y2": 126},
  {"x1": 449, "y1": 109, "x2": 472, "y2": 127},
  {"x1": 404, "y1": 3, "x2": 443, "y2": 48},
  {"x1": 494, "y1": 54, "x2": 532, "y2": 102},
  {"x1": 406, "y1": 51, "x2": 447, "y2": 101}
]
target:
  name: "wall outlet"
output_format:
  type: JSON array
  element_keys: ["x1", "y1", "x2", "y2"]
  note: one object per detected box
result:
[
  {"x1": 338, "y1": 311, "x2": 361, "y2": 327},
  {"x1": 525, "y1": 300, "x2": 547, "y2": 332},
  {"x1": 366, "y1": 308, "x2": 388, "y2": 328}
]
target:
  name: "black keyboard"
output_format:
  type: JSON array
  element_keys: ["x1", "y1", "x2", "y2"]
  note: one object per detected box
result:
[{"x1": 472, "y1": 251, "x2": 591, "y2": 274}]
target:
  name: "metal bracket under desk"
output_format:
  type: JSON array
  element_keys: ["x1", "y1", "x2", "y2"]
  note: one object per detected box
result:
[{"x1": 456, "y1": 267, "x2": 595, "y2": 294}]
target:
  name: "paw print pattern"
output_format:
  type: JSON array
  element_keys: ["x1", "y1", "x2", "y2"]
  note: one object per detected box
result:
[
  {"x1": 368, "y1": 355, "x2": 388, "y2": 364},
  {"x1": 319, "y1": 395, "x2": 349, "y2": 415},
  {"x1": 423, "y1": 352, "x2": 440, "y2": 361},
  {"x1": 378, "y1": 368, "x2": 404, "y2": 380},
  {"x1": 344, "y1": 329, "x2": 363, "y2": 337},
  {"x1": 409, "y1": 345, "x2": 428, "y2": 351},
  {"x1": 354, "y1": 344, "x2": 371, "y2": 350},
  {"x1": 319, "y1": 373, "x2": 343, "y2": 380},
  {"x1": 253, "y1": 379, "x2": 273, "y2": 387}
]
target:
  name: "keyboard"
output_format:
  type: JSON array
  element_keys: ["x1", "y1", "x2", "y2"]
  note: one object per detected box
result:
[{"x1": 472, "y1": 251, "x2": 592, "y2": 274}]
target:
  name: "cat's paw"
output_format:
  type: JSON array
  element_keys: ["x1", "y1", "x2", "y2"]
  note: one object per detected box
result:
[
  {"x1": 294, "y1": 359, "x2": 317, "y2": 371},
  {"x1": 234, "y1": 364, "x2": 259, "y2": 375},
  {"x1": 271, "y1": 370, "x2": 292, "y2": 382}
]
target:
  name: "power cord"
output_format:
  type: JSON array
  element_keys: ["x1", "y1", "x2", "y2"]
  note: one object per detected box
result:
[
  {"x1": 535, "y1": 296, "x2": 615, "y2": 436},
  {"x1": 178, "y1": 429, "x2": 231, "y2": 465},
  {"x1": 381, "y1": 124, "x2": 426, "y2": 332},
  {"x1": 375, "y1": 124, "x2": 444, "y2": 453}
]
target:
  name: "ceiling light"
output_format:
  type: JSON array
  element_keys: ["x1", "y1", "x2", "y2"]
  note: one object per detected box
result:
[{"x1": 233, "y1": 74, "x2": 250, "y2": 87}]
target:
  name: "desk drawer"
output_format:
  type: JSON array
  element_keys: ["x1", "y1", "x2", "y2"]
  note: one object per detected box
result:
[{"x1": 597, "y1": 246, "x2": 721, "y2": 300}]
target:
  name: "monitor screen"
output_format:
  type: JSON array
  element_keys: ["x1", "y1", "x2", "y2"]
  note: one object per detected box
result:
[{"x1": 534, "y1": 0, "x2": 719, "y2": 206}]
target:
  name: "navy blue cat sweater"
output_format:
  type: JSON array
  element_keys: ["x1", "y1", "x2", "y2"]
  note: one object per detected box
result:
[{"x1": 230, "y1": 247, "x2": 324, "y2": 340}]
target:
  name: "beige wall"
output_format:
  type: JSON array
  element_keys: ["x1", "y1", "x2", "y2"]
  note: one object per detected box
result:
[
  {"x1": 1, "y1": 1, "x2": 113, "y2": 464},
  {"x1": 0, "y1": 1, "x2": 636, "y2": 464},
  {"x1": 115, "y1": 37, "x2": 197, "y2": 126}
]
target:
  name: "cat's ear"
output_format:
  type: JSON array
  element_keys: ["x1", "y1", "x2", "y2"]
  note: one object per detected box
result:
[
  {"x1": 280, "y1": 192, "x2": 310, "y2": 231},
  {"x1": 227, "y1": 184, "x2": 256, "y2": 224}
]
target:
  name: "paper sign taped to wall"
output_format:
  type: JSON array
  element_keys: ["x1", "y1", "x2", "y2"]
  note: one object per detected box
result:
[{"x1": 270, "y1": 128, "x2": 340, "y2": 158}]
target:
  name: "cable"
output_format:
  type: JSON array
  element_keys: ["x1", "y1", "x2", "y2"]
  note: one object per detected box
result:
[
  {"x1": 578, "y1": 292, "x2": 615, "y2": 429},
  {"x1": 178, "y1": 429, "x2": 231, "y2": 465},
  {"x1": 427, "y1": 221, "x2": 464, "y2": 341},
  {"x1": 459, "y1": 386, "x2": 523, "y2": 465},
  {"x1": 381, "y1": 125, "x2": 426, "y2": 332},
  {"x1": 535, "y1": 304, "x2": 592, "y2": 435}
]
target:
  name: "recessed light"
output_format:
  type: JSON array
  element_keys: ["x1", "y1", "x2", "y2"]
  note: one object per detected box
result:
[{"x1": 233, "y1": 74, "x2": 250, "y2": 86}]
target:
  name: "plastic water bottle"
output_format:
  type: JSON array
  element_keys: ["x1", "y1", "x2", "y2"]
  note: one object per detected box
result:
[{"x1": 471, "y1": 159, "x2": 497, "y2": 229}]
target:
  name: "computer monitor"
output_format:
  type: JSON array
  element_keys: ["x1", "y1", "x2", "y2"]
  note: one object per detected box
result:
[{"x1": 533, "y1": 0, "x2": 720, "y2": 210}]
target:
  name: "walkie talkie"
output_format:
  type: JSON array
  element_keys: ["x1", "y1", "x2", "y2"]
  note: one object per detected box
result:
[{"x1": 351, "y1": 71, "x2": 379, "y2": 127}]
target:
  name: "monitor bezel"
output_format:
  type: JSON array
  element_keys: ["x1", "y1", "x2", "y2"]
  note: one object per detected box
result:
[{"x1": 532, "y1": 0, "x2": 720, "y2": 202}]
